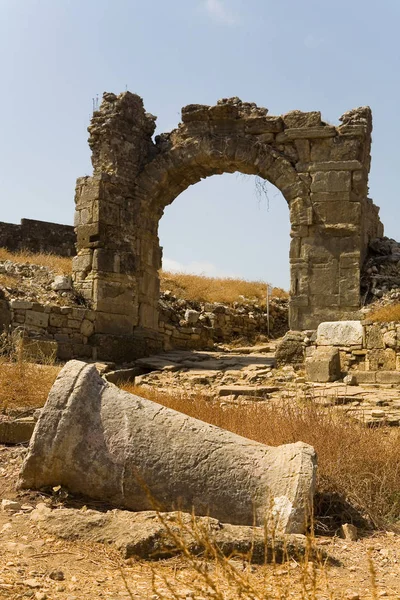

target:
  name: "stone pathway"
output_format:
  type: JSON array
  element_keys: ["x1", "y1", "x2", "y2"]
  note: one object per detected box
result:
[{"x1": 112, "y1": 344, "x2": 400, "y2": 427}]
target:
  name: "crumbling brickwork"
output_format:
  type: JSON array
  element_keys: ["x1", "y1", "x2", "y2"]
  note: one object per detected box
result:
[{"x1": 72, "y1": 92, "x2": 383, "y2": 360}]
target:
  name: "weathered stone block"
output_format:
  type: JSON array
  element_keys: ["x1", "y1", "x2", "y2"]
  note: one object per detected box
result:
[
  {"x1": 22, "y1": 339, "x2": 57, "y2": 362},
  {"x1": 317, "y1": 321, "x2": 363, "y2": 346},
  {"x1": 25, "y1": 311, "x2": 49, "y2": 329},
  {"x1": 365, "y1": 324, "x2": 384, "y2": 349},
  {"x1": 49, "y1": 314, "x2": 67, "y2": 328},
  {"x1": 376, "y1": 371, "x2": 400, "y2": 384},
  {"x1": 285, "y1": 126, "x2": 336, "y2": 140},
  {"x1": 367, "y1": 349, "x2": 396, "y2": 371},
  {"x1": 307, "y1": 160, "x2": 362, "y2": 172},
  {"x1": 80, "y1": 319, "x2": 95, "y2": 337},
  {"x1": 0, "y1": 419, "x2": 35, "y2": 444},
  {"x1": 10, "y1": 300, "x2": 33, "y2": 310},
  {"x1": 244, "y1": 116, "x2": 282, "y2": 134},
  {"x1": 352, "y1": 370, "x2": 376, "y2": 384},
  {"x1": 310, "y1": 171, "x2": 351, "y2": 193},
  {"x1": 305, "y1": 347, "x2": 341, "y2": 382},
  {"x1": 283, "y1": 111, "x2": 321, "y2": 129},
  {"x1": 94, "y1": 312, "x2": 135, "y2": 336}
]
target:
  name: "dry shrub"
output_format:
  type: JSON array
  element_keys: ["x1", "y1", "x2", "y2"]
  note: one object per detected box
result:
[
  {"x1": 366, "y1": 302, "x2": 400, "y2": 323},
  {"x1": 0, "y1": 334, "x2": 60, "y2": 410},
  {"x1": 0, "y1": 247, "x2": 72, "y2": 275},
  {"x1": 122, "y1": 384, "x2": 400, "y2": 529},
  {"x1": 160, "y1": 270, "x2": 288, "y2": 304}
]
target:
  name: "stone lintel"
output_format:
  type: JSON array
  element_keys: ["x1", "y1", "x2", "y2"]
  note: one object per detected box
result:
[
  {"x1": 337, "y1": 124, "x2": 367, "y2": 137},
  {"x1": 285, "y1": 126, "x2": 337, "y2": 140}
]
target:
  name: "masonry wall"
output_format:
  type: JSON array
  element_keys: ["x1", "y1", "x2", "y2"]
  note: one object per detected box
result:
[
  {"x1": 338, "y1": 323, "x2": 400, "y2": 384},
  {"x1": 0, "y1": 219, "x2": 76, "y2": 257},
  {"x1": 71, "y1": 92, "x2": 383, "y2": 362},
  {"x1": 307, "y1": 322, "x2": 400, "y2": 384},
  {"x1": 4, "y1": 295, "x2": 288, "y2": 362}
]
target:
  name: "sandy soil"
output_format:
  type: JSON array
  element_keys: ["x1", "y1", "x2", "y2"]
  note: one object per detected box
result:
[{"x1": 1, "y1": 445, "x2": 400, "y2": 600}]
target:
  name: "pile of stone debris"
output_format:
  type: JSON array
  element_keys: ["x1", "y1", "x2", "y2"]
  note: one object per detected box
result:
[
  {"x1": 0, "y1": 259, "x2": 81, "y2": 306},
  {"x1": 361, "y1": 237, "x2": 400, "y2": 304},
  {"x1": 159, "y1": 290, "x2": 289, "y2": 341}
]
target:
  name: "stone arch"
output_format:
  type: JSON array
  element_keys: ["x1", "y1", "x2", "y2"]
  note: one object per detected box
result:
[{"x1": 72, "y1": 92, "x2": 383, "y2": 361}]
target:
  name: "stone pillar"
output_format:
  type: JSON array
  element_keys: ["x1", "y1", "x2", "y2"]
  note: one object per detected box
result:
[
  {"x1": 72, "y1": 92, "x2": 160, "y2": 359},
  {"x1": 19, "y1": 360, "x2": 317, "y2": 534}
]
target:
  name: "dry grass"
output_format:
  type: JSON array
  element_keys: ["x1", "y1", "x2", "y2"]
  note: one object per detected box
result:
[
  {"x1": 0, "y1": 273, "x2": 19, "y2": 288},
  {"x1": 366, "y1": 302, "x2": 400, "y2": 323},
  {"x1": 0, "y1": 335, "x2": 60, "y2": 410},
  {"x1": 160, "y1": 270, "x2": 288, "y2": 304},
  {"x1": 0, "y1": 247, "x2": 72, "y2": 275},
  {"x1": 122, "y1": 384, "x2": 400, "y2": 530},
  {"x1": 0, "y1": 248, "x2": 289, "y2": 304}
]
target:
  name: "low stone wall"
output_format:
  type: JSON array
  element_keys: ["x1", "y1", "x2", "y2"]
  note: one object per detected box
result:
[
  {"x1": 9, "y1": 300, "x2": 95, "y2": 360},
  {"x1": 158, "y1": 294, "x2": 288, "y2": 351},
  {"x1": 306, "y1": 321, "x2": 400, "y2": 384},
  {"x1": 341, "y1": 323, "x2": 400, "y2": 384},
  {"x1": 2, "y1": 293, "x2": 288, "y2": 362},
  {"x1": 0, "y1": 219, "x2": 76, "y2": 257}
]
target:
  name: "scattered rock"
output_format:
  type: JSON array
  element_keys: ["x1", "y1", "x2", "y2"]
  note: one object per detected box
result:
[
  {"x1": 1, "y1": 499, "x2": 22, "y2": 512},
  {"x1": 49, "y1": 570, "x2": 65, "y2": 581},
  {"x1": 29, "y1": 504, "x2": 329, "y2": 564},
  {"x1": 341, "y1": 523, "x2": 358, "y2": 541},
  {"x1": 51, "y1": 275, "x2": 73, "y2": 291}
]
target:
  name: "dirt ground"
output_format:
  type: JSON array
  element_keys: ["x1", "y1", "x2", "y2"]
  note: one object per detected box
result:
[{"x1": 1, "y1": 445, "x2": 400, "y2": 600}]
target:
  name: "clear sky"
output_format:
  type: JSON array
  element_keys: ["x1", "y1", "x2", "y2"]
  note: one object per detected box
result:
[{"x1": 1, "y1": 0, "x2": 399, "y2": 289}]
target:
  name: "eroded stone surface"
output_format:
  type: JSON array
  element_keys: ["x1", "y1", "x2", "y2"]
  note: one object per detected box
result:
[
  {"x1": 19, "y1": 360, "x2": 317, "y2": 534},
  {"x1": 70, "y1": 92, "x2": 383, "y2": 360},
  {"x1": 29, "y1": 503, "x2": 319, "y2": 563},
  {"x1": 317, "y1": 321, "x2": 364, "y2": 346}
]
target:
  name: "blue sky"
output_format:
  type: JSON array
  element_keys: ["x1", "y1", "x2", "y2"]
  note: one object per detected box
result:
[{"x1": 1, "y1": 0, "x2": 399, "y2": 289}]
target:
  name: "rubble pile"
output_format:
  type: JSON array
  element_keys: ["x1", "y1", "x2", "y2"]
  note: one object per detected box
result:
[
  {"x1": 159, "y1": 290, "x2": 288, "y2": 348},
  {"x1": 0, "y1": 259, "x2": 81, "y2": 306},
  {"x1": 361, "y1": 237, "x2": 400, "y2": 304}
]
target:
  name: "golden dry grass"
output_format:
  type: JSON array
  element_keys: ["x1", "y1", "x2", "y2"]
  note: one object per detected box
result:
[
  {"x1": 0, "y1": 248, "x2": 289, "y2": 304},
  {"x1": 0, "y1": 247, "x2": 72, "y2": 275},
  {"x1": 0, "y1": 336, "x2": 60, "y2": 410},
  {"x1": 160, "y1": 271, "x2": 288, "y2": 304},
  {"x1": 366, "y1": 302, "x2": 400, "y2": 323},
  {"x1": 122, "y1": 384, "x2": 400, "y2": 529},
  {"x1": 0, "y1": 273, "x2": 19, "y2": 288}
]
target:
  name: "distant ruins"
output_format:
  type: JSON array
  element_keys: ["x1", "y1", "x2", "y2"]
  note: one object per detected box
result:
[
  {"x1": 0, "y1": 218, "x2": 75, "y2": 257},
  {"x1": 70, "y1": 92, "x2": 383, "y2": 359}
]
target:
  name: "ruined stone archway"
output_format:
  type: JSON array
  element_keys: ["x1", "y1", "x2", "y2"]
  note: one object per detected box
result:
[{"x1": 72, "y1": 92, "x2": 383, "y2": 360}]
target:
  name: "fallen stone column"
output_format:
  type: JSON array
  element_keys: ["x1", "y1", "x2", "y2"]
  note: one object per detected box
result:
[{"x1": 19, "y1": 360, "x2": 317, "y2": 534}]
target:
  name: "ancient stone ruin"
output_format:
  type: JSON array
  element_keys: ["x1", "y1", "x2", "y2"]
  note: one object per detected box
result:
[
  {"x1": 0, "y1": 218, "x2": 75, "y2": 257},
  {"x1": 72, "y1": 92, "x2": 383, "y2": 361},
  {"x1": 19, "y1": 360, "x2": 317, "y2": 534}
]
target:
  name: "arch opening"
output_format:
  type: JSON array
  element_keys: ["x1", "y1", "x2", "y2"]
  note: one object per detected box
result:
[{"x1": 72, "y1": 92, "x2": 381, "y2": 361}]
